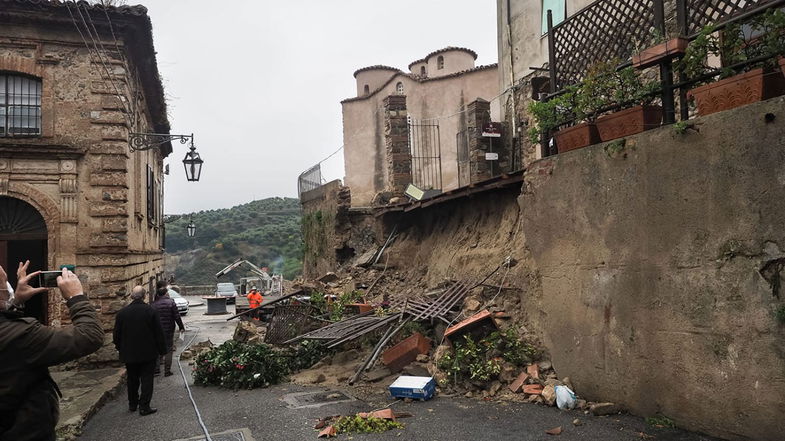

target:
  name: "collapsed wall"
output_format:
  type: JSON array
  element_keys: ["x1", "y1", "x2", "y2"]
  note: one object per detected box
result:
[{"x1": 303, "y1": 96, "x2": 785, "y2": 441}]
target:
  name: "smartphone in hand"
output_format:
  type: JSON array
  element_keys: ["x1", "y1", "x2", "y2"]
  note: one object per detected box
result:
[{"x1": 37, "y1": 271, "x2": 61, "y2": 288}]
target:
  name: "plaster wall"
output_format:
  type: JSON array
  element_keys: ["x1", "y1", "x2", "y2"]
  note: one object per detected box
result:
[
  {"x1": 0, "y1": 20, "x2": 166, "y2": 363},
  {"x1": 425, "y1": 50, "x2": 475, "y2": 77},
  {"x1": 342, "y1": 66, "x2": 499, "y2": 206},
  {"x1": 355, "y1": 69, "x2": 399, "y2": 97},
  {"x1": 519, "y1": 96, "x2": 785, "y2": 441}
]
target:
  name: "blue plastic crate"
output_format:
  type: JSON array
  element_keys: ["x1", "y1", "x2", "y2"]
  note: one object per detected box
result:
[{"x1": 389, "y1": 375, "x2": 436, "y2": 401}]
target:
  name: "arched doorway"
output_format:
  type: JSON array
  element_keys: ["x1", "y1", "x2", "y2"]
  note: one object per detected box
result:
[{"x1": 0, "y1": 196, "x2": 48, "y2": 323}]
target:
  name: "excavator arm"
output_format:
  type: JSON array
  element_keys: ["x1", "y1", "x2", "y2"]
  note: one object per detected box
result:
[{"x1": 215, "y1": 258, "x2": 272, "y2": 281}]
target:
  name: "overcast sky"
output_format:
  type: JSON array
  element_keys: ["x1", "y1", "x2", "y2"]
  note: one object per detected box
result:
[{"x1": 145, "y1": 0, "x2": 498, "y2": 213}]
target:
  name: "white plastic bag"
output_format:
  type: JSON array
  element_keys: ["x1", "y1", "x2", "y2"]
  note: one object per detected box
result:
[
  {"x1": 555, "y1": 385, "x2": 577, "y2": 410},
  {"x1": 179, "y1": 330, "x2": 185, "y2": 342}
]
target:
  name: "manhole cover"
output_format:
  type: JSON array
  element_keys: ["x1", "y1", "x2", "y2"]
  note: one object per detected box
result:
[
  {"x1": 282, "y1": 390, "x2": 356, "y2": 409},
  {"x1": 173, "y1": 428, "x2": 254, "y2": 441}
]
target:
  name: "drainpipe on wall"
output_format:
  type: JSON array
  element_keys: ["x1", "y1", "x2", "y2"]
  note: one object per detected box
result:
[{"x1": 505, "y1": 0, "x2": 518, "y2": 150}]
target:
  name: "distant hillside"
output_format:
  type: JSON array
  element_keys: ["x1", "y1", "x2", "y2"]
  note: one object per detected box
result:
[{"x1": 164, "y1": 197, "x2": 302, "y2": 285}]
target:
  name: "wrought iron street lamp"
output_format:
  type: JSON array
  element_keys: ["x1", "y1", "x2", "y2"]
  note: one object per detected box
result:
[
  {"x1": 128, "y1": 132, "x2": 204, "y2": 182},
  {"x1": 183, "y1": 145, "x2": 204, "y2": 182}
]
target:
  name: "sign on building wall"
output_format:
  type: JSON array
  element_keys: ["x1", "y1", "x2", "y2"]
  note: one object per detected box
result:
[{"x1": 481, "y1": 122, "x2": 502, "y2": 138}]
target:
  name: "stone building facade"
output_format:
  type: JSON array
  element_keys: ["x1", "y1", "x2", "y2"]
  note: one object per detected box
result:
[
  {"x1": 341, "y1": 47, "x2": 500, "y2": 206},
  {"x1": 0, "y1": 1, "x2": 171, "y2": 362}
]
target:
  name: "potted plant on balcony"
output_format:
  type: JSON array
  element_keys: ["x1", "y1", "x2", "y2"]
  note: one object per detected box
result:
[
  {"x1": 632, "y1": 28, "x2": 689, "y2": 69},
  {"x1": 680, "y1": 10, "x2": 785, "y2": 116},
  {"x1": 595, "y1": 65, "x2": 662, "y2": 141}
]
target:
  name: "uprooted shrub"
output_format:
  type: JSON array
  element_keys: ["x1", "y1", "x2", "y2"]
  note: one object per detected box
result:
[
  {"x1": 438, "y1": 328, "x2": 540, "y2": 384},
  {"x1": 333, "y1": 415, "x2": 403, "y2": 434},
  {"x1": 193, "y1": 339, "x2": 331, "y2": 389}
]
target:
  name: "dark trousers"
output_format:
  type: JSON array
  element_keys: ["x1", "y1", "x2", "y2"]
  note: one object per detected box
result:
[{"x1": 126, "y1": 360, "x2": 156, "y2": 409}]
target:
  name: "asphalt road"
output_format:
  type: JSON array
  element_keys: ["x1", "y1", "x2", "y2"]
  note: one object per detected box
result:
[{"x1": 77, "y1": 305, "x2": 721, "y2": 441}]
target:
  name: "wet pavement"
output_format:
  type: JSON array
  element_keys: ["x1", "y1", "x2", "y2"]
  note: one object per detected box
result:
[{"x1": 77, "y1": 304, "x2": 722, "y2": 441}]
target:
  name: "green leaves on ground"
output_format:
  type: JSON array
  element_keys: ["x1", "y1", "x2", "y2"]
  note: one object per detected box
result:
[
  {"x1": 333, "y1": 415, "x2": 403, "y2": 434},
  {"x1": 193, "y1": 339, "x2": 331, "y2": 389},
  {"x1": 438, "y1": 328, "x2": 540, "y2": 384}
]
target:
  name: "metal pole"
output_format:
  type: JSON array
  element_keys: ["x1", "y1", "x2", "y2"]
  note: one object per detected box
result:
[
  {"x1": 676, "y1": 0, "x2": 690, "y2": 121},
  {"x1": 547, "y1": 10, "x2": 557, "y2": 94},
  {"x1": 655, "y1": 0, "x2": 676, "y2": 124}
]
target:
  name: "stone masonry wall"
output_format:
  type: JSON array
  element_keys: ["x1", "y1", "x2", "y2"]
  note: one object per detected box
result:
[
  {"x1": 383, "y1": 95, "x2": 412, "y2": 196},
  {"x1": 0, "y1": 20, "x2": 165, "y2": 364}
]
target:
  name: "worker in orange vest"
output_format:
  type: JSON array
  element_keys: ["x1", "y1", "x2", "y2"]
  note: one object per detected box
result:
[{"x1": 247, "y1": 287, "x2": 263, "y2": 320}]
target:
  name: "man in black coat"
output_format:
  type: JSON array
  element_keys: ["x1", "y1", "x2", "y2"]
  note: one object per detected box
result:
[
  {"x1": 152, "y1": 281, "x2": 184, "y2": 377},
  {"x1": 0, "y1": 263, "x2": 103, "y2": 441},
  {"x1": 113, "y1": 285, "x2": 166, "y2": 416}
]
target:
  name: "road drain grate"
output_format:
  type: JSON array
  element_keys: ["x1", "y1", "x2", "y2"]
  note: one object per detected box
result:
[{"x1": 282, "y1": 390, "x2": 356, "y2": 408}]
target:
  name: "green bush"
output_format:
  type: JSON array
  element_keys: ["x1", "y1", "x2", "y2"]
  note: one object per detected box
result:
[
  {"x1": 333, "y1": 415, "x2": 403, "y2": 434},
  {"x1": 438, "y1": 329, "x2": 539, "y2": 384},
  {"x1": 193, "y1": 339, "x2": 331, "y2": 390}
]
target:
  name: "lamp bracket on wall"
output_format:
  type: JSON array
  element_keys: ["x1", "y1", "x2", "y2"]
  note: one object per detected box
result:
[{"x1": 129, "y1": 132, "x2": 194, "y2": 152}]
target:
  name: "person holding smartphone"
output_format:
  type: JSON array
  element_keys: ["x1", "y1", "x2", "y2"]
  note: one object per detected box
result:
[{"x1": 0, "y1": 262, "x2": 103, "y2": 441}]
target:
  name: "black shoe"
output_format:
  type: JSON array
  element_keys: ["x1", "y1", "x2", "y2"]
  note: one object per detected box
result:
[
  {"x1": 139, "y1": 407, "x2": 157, "y2": 416},
  {"x1": 164, "y1": 371, "x2": 174, "y2": 377},
  {"x1": 129, "y1": 405, "x2": 137, "y2": 412}
]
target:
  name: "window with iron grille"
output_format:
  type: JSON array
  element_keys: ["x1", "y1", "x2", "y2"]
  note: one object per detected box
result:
[{"x1": 0, "y1": 74, "x2": 42, "y2": 136}]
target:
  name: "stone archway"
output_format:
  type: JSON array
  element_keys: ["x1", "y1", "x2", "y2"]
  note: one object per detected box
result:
[{"x1": 0, "y1": 195, "x2": 49, "y2": 323}]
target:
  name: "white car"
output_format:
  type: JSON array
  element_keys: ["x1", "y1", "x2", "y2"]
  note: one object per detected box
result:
[
  {"x1": 215, "y1": 282, "x2": 238, "y2": 304},
  {"x1": 167, "y1": 289, "x2": 189, "y2": 315}
]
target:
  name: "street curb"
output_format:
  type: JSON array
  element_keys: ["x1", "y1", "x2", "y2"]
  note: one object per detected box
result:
[{"x1": 55, "y1": 369, "x2": 127, "y2": 441}]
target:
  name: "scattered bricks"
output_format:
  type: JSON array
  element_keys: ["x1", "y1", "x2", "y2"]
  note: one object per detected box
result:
[
  {"x1": 523, "y1": 384, "x2": 544, "y2": 395},
  {"x1": 508, "y1": 372, "x2": 529, "y2": 393},
  {"x1": 382, "y1": 332, "x2": 431, "y2": 372},
  {"x1": 590, "y1": 402, "x2": 621, "y2": 416},
  {"x1": 527, "y1": 363, "x2": 540, "y2": 379},
  {"x1": 545, "y1": 426, "x2": 562, "y2": 436}
]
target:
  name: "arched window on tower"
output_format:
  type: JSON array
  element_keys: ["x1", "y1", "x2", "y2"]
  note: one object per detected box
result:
[
  {"x1": 437, "y1": 55, "x2": 444, "y2": 70},
  {"x1": 420, "y1": 66, "x2": 426, "y2": 77},
  {"x1": 396, "y1": 82, "x2": 404, "y2": 95},
  {"x1": 363, "y1": 84, "x2": 370, "y2": 95}
]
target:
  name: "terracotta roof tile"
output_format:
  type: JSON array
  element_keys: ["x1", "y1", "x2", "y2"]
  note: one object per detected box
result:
[
  {"x1": 425, "y1": 46, "x2": 478, "y2": 61},
  {"x1": 341, "y1": 63, "x2": 497, "y2": 104},
  {"x1": 352, "y1": 65, "x2": 401, "y2": 78}
]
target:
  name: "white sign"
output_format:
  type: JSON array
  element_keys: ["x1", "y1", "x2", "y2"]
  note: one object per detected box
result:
[{"x1": 485, "y1": 152, "x2": 499, "y2": 161}]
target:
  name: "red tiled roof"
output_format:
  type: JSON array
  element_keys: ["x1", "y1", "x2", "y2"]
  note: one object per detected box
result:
[
  {"x1": 407, "y1": 58, "x2": 426, "y2": 69},
  {"x1": 340, "y1": 63, "x2": 498, "y2": 104},
  {"x1": 352, "y1": 65, "x2": 401, "y2": 78},
  {"x1": 425, "y1": 46, "x2": 478, "y2": 61}
]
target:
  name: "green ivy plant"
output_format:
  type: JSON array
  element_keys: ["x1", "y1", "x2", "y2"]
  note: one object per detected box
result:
[{"x1": 438, "y1": 329, "x2": 539, "y2": 384}]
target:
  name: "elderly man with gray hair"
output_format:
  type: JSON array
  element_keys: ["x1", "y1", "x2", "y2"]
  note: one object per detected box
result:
[{"x1": 113, "y1": 285, "x2": 166, "y2": 416}]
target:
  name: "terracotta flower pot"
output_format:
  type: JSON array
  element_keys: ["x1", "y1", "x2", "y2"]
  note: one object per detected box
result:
[
  {"x1": 688, "y1": 68, "x2": 785, "y2": 116},
  {"x1": 632, "y1": 38, "x2": 689, "y2": 69},
  {"x1": 596, "y1": 105, "x2": 663, "y2": 142},
  {"x1": 554, "y1": 122, "x2": 601, "y2": 153}
]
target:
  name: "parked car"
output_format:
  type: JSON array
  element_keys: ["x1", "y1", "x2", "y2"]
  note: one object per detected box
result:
[
  {"x1": 167, "y1": 288, "x2": 189, "y2": 316},
  {"x1": 215, "y1": 282, "x2": 238, "y2": 304}
]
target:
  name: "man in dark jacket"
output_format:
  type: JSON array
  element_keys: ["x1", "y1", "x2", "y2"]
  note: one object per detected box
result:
[
  {"x1": 152, "y1": 282, "x2": 185, "y2": 377},
  {"x1": 0, "y1": 262, "x2": 103, "y2": 441},
  {"x1": 113, "y1": 285, "x2": 166, "y2": 416}
]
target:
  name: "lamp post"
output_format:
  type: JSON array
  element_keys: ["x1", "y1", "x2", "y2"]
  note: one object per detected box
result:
[
  {"x1": 187, "y1": 218, "x2": 196, "y2": 238},
  {"x1": 128, "y1": 132, "x2": 204, "y2": 182},
  {"x1": 183, "y1": 146, "x2": 204, "y2": 182}
]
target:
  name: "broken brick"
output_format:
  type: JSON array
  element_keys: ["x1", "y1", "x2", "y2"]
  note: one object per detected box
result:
[
  {"x1": 523, "y1": 384, "x2": 544, "y2": 395},
  {"x1": 508, "y1": 372, "x2": 530, "y2": 393},
  {"x1": 545, "y1": 426, "x2": 563, "y2": 435},
  {"x1": 527, "y1": 363, "x2": 540, "y2": 379},
  {"x1": 318, "y1": 425, "x2": 337, "y2": 438}
]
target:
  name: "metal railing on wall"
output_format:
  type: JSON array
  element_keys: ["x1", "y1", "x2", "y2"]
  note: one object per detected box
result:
[
  {"x1": 541, "y1": 0, "x2": 785, "y2": 156},
  {"x1": 297, "y1": 163, "x2": 322, "y2": 199},
  {"x1": 408, "y1": 117, "x2": 443, "y2": 190}
]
